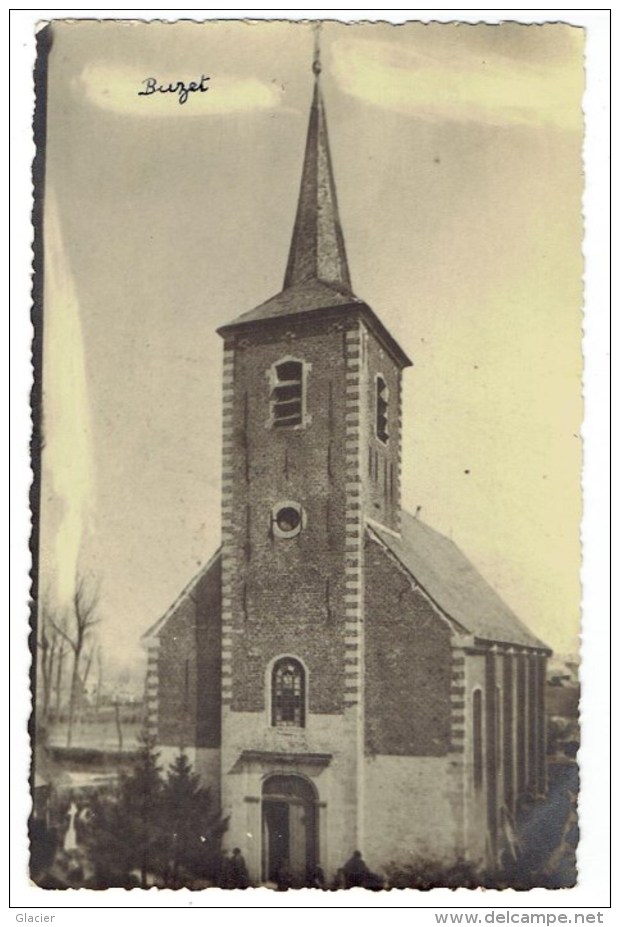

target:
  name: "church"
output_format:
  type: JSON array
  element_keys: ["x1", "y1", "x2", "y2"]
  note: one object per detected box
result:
[{"x1": 143, "y1": 49, "x2": 551, "y2": 887}]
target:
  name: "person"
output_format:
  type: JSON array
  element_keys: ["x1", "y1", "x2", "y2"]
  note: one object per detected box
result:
[
  {"x1": 228, "y1": 847, "x2": 250, "y2": 889},
  {"x1": 63, "y1": 801, "x2": 79, "y2": 853},
  {"x1": 217, "y1": 849, "x2": 231, "y2": 889},
  {"x1": 342, "y1": 850, "x2": 373, "y2": 889},
  {"x1": 275, "y1": 859, "x2": 292, "y2": 891},
  {"x1": 363, "y1": 868, "x2": 385, "y2": 891},
  {"x1": 309, "y1": 863, "x2": 326, "y2": 889}
]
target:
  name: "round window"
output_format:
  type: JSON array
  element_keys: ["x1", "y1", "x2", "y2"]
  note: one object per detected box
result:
[
  {"x1": 276, "y1": 506, "x2": 301, "y2": 533},
  {"x1": 272, "y1": 502, "x2": 304, "y2": 538}
]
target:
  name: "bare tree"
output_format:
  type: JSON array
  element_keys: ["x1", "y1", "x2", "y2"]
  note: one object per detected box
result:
[
  {"x1": 49, "y1": 575, "x2": 100, "y2": 747},
  {"x1": 37, "y1": 599, "x2": 68, "y2": 726},
  {"x1": 53, "y1": 635, "x2": 68, "y2": 723},
  {"x1": 36, "y1": 603, "x2": 54, "y2": 725},
  {"x1": 94, "y1": 647, "x2": 104, "y2": 715},
  {"x1": 81, "y1": 640, "x2": 98, "y2": 693}
]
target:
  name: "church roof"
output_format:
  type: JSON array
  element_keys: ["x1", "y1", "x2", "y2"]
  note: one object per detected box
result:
[
  {"x1": 224, "y1": 278, "x2": 362, "y2": 326},
  {"x1": 219, "y1": 278, "x2": 412, "y2": 369},
  {"x1": 370, "y1": 512, "x2": 550, "y2": 652},
  {"x1": 141, "y1": 547, "x2": 221, "y2": 642}
]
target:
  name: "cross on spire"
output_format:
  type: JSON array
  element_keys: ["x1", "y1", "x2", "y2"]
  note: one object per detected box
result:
[{"x1": 312, "y1": 21, "x2": 322, "y2": 76}]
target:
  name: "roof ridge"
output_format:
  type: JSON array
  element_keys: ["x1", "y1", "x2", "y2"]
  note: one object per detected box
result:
[{"x1": 141, "y1": 547, "x2": 222, "y2": 642}]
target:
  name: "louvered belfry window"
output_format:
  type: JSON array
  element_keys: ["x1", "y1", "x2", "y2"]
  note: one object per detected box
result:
[
  {"x1": 272, "y1": 657, "x2": 305, "y2": 727},
  {"x1": 376, "y1": 375, "x2": 389, "y2": 444},
  {"x1": 272, "y1": 360, "x2": 303, "y2": 427}
]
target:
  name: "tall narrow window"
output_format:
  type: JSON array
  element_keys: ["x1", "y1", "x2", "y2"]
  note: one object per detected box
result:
[
  {"x1": 272, "y1": 360, "x2": 303, "y2": 427},
  {"x1": 473, "y1": 688, "x2": 484, "y2": 790},
  {"x1": 495, "y1": 684, "x2": 503, "y2": 775},
  {"x1": 376, "y1": 375, "x2": 389, "y2": 444},
  {"x1": 516, "y1": 656, "x2": 527, "y2": 792},
  {"x1": 272, "y1": 657, "x2": 305, "y2": 728}
]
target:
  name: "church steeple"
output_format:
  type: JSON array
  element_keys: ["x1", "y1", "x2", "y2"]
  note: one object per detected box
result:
[
  {"x1": 218, "y1": 28, "x2": 411, "y2": 372},
  {"x1": 283, "y1": 27, "x2": 351, "y2": 292}
]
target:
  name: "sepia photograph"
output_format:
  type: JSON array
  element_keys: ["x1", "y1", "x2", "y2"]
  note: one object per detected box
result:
[{"x1": 28, "y1": 16, "x2": 587, "y2": 894}]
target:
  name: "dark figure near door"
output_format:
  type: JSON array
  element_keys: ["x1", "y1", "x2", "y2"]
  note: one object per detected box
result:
[
  {"x1": 309, "y1": 864, "x2": 326, "y2": 889},
  {"x1": 228, "y1": 847, "x2": 250, "y2": 889},
  {"x1": 342, "y1": 850, "x2": 368, "y2": 888},
  {"x1": 217, "y1": 849, "x2": 230, "y2": 888},
  {"x1": 275, "y1": 860, "x2": 293, "y2": 891},
  {"x1": 342, "y1": 851, "x2": 384, "y2": 890}
]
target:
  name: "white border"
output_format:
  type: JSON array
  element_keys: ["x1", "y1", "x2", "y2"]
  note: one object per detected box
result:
[{"x1": 9, "y1": 7, "x2": 611, "y2": 918}]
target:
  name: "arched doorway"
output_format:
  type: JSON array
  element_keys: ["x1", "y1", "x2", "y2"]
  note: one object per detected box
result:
[{"x1": 261, "y1": 775, "x2": 317, "y2": 886}]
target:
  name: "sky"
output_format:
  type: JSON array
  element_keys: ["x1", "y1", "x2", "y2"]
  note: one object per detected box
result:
[{"x1": 39, "y1": 19, "x2": 585, "y2": 675}]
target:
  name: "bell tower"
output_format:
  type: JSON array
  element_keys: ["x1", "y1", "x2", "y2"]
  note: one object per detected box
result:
[{"x1": 216, "y1": 32, "x2": 411, "y2": 882}]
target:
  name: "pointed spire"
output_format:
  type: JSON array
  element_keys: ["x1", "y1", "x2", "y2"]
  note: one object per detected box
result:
[{"x1": 283, "y1": 24, "x2": 352, "y2": 292}]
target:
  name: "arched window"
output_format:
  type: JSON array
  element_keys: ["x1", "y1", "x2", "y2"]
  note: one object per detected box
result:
[
  {"x1": 272, "y1": 657, "x2": 305, "y2": 728},
  {"x1": 272, "y1": 360, "x2": 304, "y2": 427},
  {"x1": 376, "y1": 375, "x2": 389, "y2": 444}
]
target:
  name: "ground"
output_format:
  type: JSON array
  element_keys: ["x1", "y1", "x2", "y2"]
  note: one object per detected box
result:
[
  {"x1": 46, "y1": 704, "x2": 142, "y2": 752},
  {"x1": 514, "y1": 760, "x2": 579, "y2": 889},
  {"x1": 38, "y1": 706, "x2": 579, "y2": 890}
]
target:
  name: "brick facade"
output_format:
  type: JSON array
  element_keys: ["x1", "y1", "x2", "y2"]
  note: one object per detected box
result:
[
  {"x1": 364, "y1": 533, "x2": 453, "y2": 756},
  {"x1": 156, "y1": 556, "x2": 222, "y2": 750},
  {"x1": 220, "y1": 312, "x2": 405, "y2": 716},
  {"x1": 223, "y1": 316, "x2": 351, "y2": 714}
]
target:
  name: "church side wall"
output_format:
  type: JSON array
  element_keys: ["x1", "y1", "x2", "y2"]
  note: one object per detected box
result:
[
  {"x1": 363, "y1": 535, "x2": 453, "y2": 756},
  {"x1": 363, "y1": 755, "x2": 457, "y2": 874},
  {"x1": 462, "y1": 651, "x2": 488, "y2": 867},
  {"x1": 462, "y1": 647, "x2": 549, "y2": 870}
]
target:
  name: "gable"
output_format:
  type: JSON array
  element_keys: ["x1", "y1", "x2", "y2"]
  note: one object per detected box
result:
[{"x1": 141, "y1": 547, "x2": 222, "y2": 643}]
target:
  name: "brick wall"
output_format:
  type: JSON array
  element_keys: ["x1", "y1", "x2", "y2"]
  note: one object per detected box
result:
[
  {"x1": 157, "y1": 556, "x2": 222, "y2": 749},
  {"x1": 223, "y1": 315, "x2": 364, "y2": 715},
  {"x1": 222, "y1": 311, "x2": 406, "y2": 718},
  {"x1": 364, "y1": 533, "x2": 453, "y2": 756}
]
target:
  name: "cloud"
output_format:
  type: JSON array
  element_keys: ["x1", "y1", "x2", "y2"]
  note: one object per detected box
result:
[
  {"x1": 43, "y1": 189, "x2": 95, "y2": 606},
  {"x1": 331, "y1": 37, "x2": 583, "y2": 131},
  {"x1": 76, "y1": 63, "x2": 283, "y2": 118}
]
